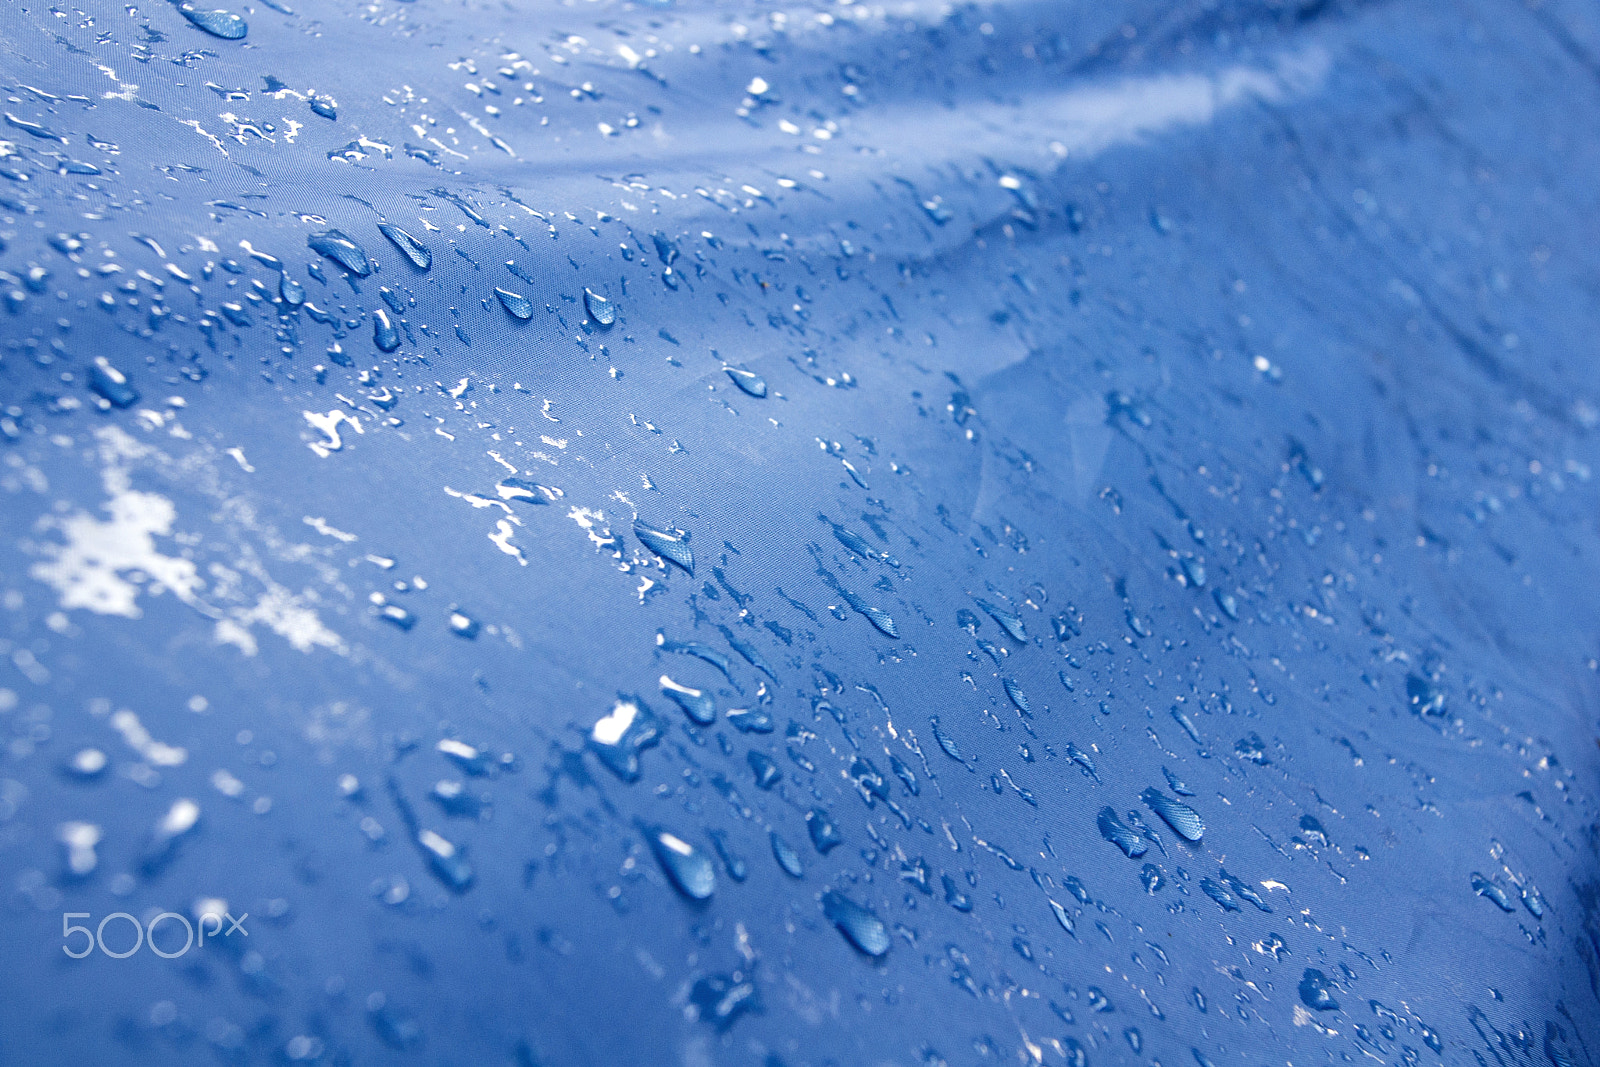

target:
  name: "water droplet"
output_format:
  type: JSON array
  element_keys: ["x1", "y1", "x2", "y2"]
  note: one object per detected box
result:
[
  {"x1": 1235, "y1": 732, "x2": 1269, "y2": 764},
  {"x1": 416, "y1": 828, "x2": 474, "y2": 892},
  {"x1": 930, "y1": 717, "x2": 963, "y2": 762},
  {"x1": 1298, "y1": 968, "x2": 1340, "y2": 1011},
  {"x1": 308, "y1": 229, "x2": 372, "y2": 277},
  {"x1": 1141, "y1": 788, "x2": 1204, "y2": 841},
  {"x1": 436, "y1": 739, "x2": 487, "y2": 776},
  {"x1": 770, "y1": 831, "x2": 804, "y2": 877},
  {"x1": 821, "y1": 890, "x2": 889, "y2": 956},
  {"x1": 141, "y1": 798, "x2": 200, "y2": 873},
  {"x1": 839, "y1": 588, "x2": 897, "y2": 637},
  {"x1": 88, "y1": 357, "x2": 139, "y2": 409},
  {"x1": 658, "y1": 636, "x2": 734, "y2": 683},
  {"x1": 180, "y1": 6, "x2": 247, "y2": 40},
  {"x1": 1521, "y1": 882, "x2": 1546, "y2": 918},
  {"x1": 1217, "y1": 868, "x2": 1272, "y2": 912},
  {"x1": 378, "y1": 223, "x2": 431, "y2": 271},
  {"x1": 900, "y1": 857, "x2": 932, "y2": 894},
  {"x1": 1126, "y1": 609, "x2": 1153, "y2": 639},
  {"x1": 660, "y1": 675, "x2": 714, "y2": 725},
  {"x1": 707, "y1": 830, "x2": 746, "y2": 882},
  {"x1": 583, "y1": 287, "x2": 615, "y2": 326},
  {"x1": 975, "y1": 598, "x2": 1027, "y2": 642},
  {"x1": 725, "y1": 707, "x2": 773, "y2": 734},
  {"x1": 748, "y1": 751, "x2": 780, "y2": 790},
  {"x1": 372, "y1": 309, "x2": 400, "y2": 352},
  {"x1": 1098, "y1": 807, "x2": 1148, "y2": 858},
  {"x1": 1003, "y1": 678, "x2": 1031, "y2": 714},
  {"x1": 429, "y1": 779, "x2": 485, "y2": 819},
  {"x1": 849, "y1": 757, "x2": 889, "y2": 804},
  {"x1": 634, "y1": 520, "x2": 694, "y2": 575},
  {"x1": 279, "y1": 273, "x2": 305, "y2": 306},
  {"x1": 805, "y1": 808, "x2": 842, "y2": 853},
  {"x1": 309, "y1": 93, "x2": 337, "y2": 120},
  {"x1": 66, "y1": 748, "x2": 107, "y2": 779},
  {"x1": 890, "y1": 755, "x2": 919, "y2": 796},
  {"x1": 1407, "y1": 673, "x2": 1447, "y2": 717},
  {"x1": 724, "y1": 366, "x2": 767, "y2": 397},
  {"x1": 651, "y1": 232, "x2": 679, "y2": 265},
  {"x1": 689, "y1": 972, "x2": 759, "y2": 1030},
  {"x1": 648, "y1": 826, "x2": 715, "y2": 900},
  {"x1": 495, "y1": 287, "x2": 534, "y2": 320},
  {"x1": 1471, "y1": 872, "x2": 1517, "y2": 912},
  {"x1": 588, "y1": 699, "x2": 663, "y2": 782},
  {"x1": 942, "y1": 873, "x2": 972, "y2": 911},
  {"x1": 1201, "y1": 877, "x2": 1240, "y2": 911},
  {"x1": 1049, "y1": 898, "x2": 1077, "y2": 936}
]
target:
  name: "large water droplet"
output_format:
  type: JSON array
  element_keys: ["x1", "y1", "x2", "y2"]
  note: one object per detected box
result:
[
  {"x1": 748, "y1": 751, "x2": 780, "y2": 790},
  {"x1": 635, "y1": 520, "x2": 694, "y2": 575},
  {"x1": 180, "y1": 6, "x2": 247, "y2": 40},
  {"x1": 1471, "y1": 872, "x2": 1517, "y2": 912},
  {"x1": 588, "y1": 699, "x2": 663, "y2": 782},
  {"x1": 725, "y1": 707, "x2": 773, "y2": 734},
  {"x1": 660, "y1": 675, "x2": 714, "y2": 725},
  {"x1": 308, "y1": 229, "x2": 372, "y2": 277},
  {"x1": 495, "y1": 287, "x2": 534, "y2": 320},
  {"x1": 584, "y1": 287, "x2": 616, "y2": 326},
  {"x1": 942, "y1": 873, "x2": 972, "y2": 911},
  {"x1": 770, "y1": 831, "x2": 804, "y2": 877},
  {"x1": 1141, "y1": 787, "x2": 1204, "y2": 841},
  {"x1": 648, "y1": 826, "x2": 715, "y2": 900},
  {"x1": 1097, "y1": 807, "x2": 1148, "y2": 857},
  {"x1": 821, "y1": 891, "x2": 889, "y2": 957},
  {"x1": 975, "y1": 598, "x2": 1027, "y2": 642},
  {"x1": 725, "y1": 366, "x2": 767, "y2": 398},
  {"x1": 1297, "y1": 968, "x2": 1340, "y2": 1011},
  {"x1": 378, "y1": 223, "x2": 431, "y2": 270},
  {"x1": 373, "y1": 309, "x2": 400, "y2": 352},
  {"x1": 88, "y1": 357, "x2": 138, "y2": 409},
  {"x1": 805, "y1": 808, "x2": 842, "y2": 853}
]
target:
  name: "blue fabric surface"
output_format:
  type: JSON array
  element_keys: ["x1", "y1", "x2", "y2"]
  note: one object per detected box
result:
[{"x1": 0, "y1": 1, "x2": 1597, "y2": 1064}]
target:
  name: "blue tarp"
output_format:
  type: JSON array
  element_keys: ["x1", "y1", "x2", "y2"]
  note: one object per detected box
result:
[{"x1": 0, "y1": 1, "x2": 1596, "y2": 1064}]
